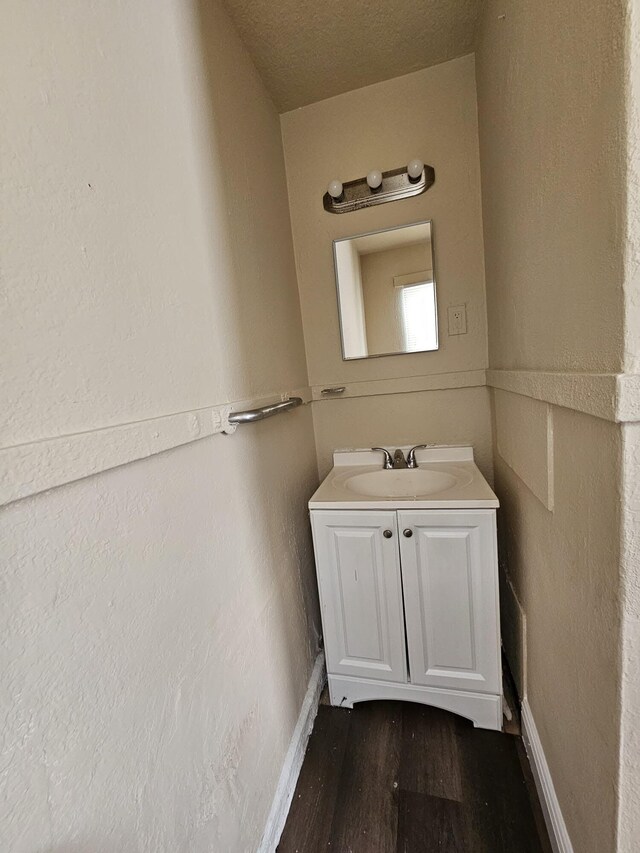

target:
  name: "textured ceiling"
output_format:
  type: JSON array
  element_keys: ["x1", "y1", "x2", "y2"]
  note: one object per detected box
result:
[{"x1": 221, "y1": 0, "x2": 481, "y2": 111}]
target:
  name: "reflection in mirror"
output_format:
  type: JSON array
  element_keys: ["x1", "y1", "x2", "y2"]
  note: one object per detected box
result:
[{"x1": 333, "y1": 221, "x2": 438, "y2": 360}]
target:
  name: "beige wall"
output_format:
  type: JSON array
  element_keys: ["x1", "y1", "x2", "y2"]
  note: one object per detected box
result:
[
  {"x1": 476, "y1": 2, "x2": 625, "y2": 375},
  {"x1": 476, "y1": 2, "x2": 629, "y2": 850},
  {"x1": 625, "y1": 2, "x2": 640, "y2": 377},
  {"x1": 313, "y1": 387, "x2": 493, "y2": 480},
  {"x1": 618, "y1": 422, "x2": 640, "y2": 852},
  {"x1": 361, "y1": 242, "x2": 431, "y2": 354},
  {"x1": 618, "y1": 6, "x2": 640, "y2": 849},
  {"x1": 492, "y1": 398, "x2": 622, "y2": 853},
  {"x1": 0, "y1": 1, "x2": 318, "y2": 850},
  {"x1": 334, "y1": 239, "x2": 368, "y2": 358},
  {"x1": 281, "y1": 54, "x2": 492, "y2": 478}
]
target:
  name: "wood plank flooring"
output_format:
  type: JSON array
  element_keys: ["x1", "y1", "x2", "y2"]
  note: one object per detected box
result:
[{"x1": 278, "y1": 700, "x2": 552, "y2": 853}]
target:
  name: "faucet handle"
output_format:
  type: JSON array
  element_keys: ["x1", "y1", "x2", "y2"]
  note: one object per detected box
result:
[
  {"x1": 407, "y1": 444, "x2": 428, "y2": 468},
  {"x1": 371, "y1": 447, "x2": 394, "y2": 470}
]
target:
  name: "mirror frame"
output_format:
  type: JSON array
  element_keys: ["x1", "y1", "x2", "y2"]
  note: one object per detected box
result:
[{"x1": 332, "y1": 219, "x2": 439, "y2": 361}]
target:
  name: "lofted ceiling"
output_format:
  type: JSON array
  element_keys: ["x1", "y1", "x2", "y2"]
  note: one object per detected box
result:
[{"x1": 222, "y1": 0, "x2": 482, "y2": 112}]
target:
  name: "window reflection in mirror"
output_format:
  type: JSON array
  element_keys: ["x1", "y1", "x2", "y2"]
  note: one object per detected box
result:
[{"x1": 333, "y1": 221, "x2": 438, "y2": 360}]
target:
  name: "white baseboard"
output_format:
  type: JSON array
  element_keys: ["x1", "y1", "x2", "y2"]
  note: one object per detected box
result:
[
  {"x1": 258, "y1": 651, "x2": 326, "y2": 853},
  {"x1": 521, "y1": 699, "x2": 573, "y2": 853}
]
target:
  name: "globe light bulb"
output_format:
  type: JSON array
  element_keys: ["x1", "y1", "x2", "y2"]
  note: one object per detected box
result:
[
  {"x1": 327, "y1": 179, "x2": 343, "y2": 199},
  {"x1": 366, "y1": 169, "x2": 383, "y2": 190},
  {"x1": 407, "y1": 159, "x2": 424, "y2": 181}
]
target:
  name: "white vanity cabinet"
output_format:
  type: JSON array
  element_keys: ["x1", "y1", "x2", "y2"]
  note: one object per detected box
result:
[
  {"x1": 397, "y1": 510, "x2": 500, "y2": 696},
  {"x1": 310, "y1": 511, "x2": 407, "y2": 683},
  {"x1": 310, "y1": 506, "x2": 502, "y2": 730}
]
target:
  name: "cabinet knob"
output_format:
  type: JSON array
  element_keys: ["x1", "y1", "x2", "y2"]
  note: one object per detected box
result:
[
  {"x1": 383, "y1": 529, "x2": 393, "y2": 538},
  {"x1": 403, "y1": 528, "x2": 413, "y2": 538}
]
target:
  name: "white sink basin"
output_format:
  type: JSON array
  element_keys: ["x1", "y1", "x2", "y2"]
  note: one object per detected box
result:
[
  {"x1": 308, "y1": 446, "x2": 499, "y2": 509},
  {"x1": 344, "y1": 468, "x2": 458, "y2": 498}
]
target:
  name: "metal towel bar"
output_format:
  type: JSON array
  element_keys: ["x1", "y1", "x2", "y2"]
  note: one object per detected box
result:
[{"x1": 227, "y1": 397, "x2": 303, "y2": 425}]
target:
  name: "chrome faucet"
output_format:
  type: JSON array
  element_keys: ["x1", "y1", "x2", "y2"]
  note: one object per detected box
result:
[
  {"x1": 407, "y1": 444, "x2": 428, "y2": 468},
  {"x1": 371, "y1": 447, "x2": 394, "y2": 469},
  {"x1": 372, "y1": 446, "x2": 427, "y2": 470},
  {"x1": 393, "y1": 448, "x2": 407, "y2": 469}
]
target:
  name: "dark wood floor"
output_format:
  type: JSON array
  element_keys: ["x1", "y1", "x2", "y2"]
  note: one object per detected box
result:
[{"x1": 278, "y1": 700, "x2": 552, "y2": 853}]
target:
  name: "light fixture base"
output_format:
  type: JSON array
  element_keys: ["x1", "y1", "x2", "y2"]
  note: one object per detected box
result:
[{"x1": 323, "y1": 164, "x2": 435, "y2": 214}]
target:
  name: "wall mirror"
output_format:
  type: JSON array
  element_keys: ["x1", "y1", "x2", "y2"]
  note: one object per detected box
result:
[{"x1": 333, "y1": 221, "x2": 438, "y2": 360}]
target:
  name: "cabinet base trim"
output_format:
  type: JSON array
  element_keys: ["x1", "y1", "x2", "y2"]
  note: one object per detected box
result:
[{"x1": 328, "y1": 674, "x2": 502, "y2": 731}]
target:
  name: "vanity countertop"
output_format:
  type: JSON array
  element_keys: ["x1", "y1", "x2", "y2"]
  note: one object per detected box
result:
[{"x1": 309, "y1": 445, "x2": 499, "y2": 510}]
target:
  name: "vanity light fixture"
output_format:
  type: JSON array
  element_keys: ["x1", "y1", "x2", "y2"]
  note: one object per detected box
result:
[{"x1": 323, "y1": 158, "x2": 435, "y2": 214}]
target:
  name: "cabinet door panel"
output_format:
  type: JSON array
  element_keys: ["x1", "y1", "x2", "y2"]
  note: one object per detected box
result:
[
  {"x1": 399, "y1": 510, "x2": 500, "y2": 694},
  {"x1": 311, "y1": 511, "x2": 406, "y2": 683}
]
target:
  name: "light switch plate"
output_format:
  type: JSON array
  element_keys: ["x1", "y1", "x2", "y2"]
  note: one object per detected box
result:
[{"x1": 448, "y1": 304, "x2": 467, "y2": 335}]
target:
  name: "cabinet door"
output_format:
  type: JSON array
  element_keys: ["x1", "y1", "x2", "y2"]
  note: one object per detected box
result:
[
  {"x1": 398, "y1": 510, "x2": 500, "y2": 694},
  {"x1": 311, "y1": 511, "x2": 407, "y2": 683}
]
